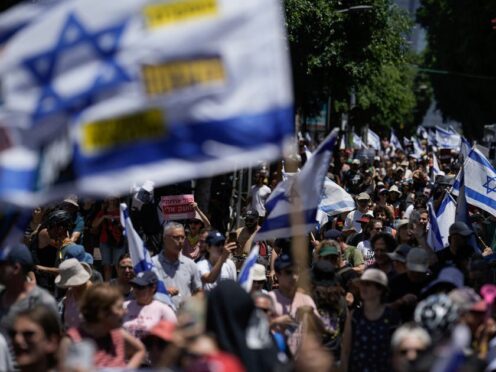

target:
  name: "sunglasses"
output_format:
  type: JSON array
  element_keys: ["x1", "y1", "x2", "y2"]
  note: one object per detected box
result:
[{"x1": 144, "y1": 338, "x2": 169, "y2": 349}]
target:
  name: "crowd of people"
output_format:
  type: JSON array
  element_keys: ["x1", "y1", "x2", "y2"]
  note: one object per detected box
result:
[{"x1": 2, "y1": 134, "x2": 496, "y2": 371}]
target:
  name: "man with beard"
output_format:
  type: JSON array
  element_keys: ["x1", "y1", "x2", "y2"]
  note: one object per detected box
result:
[{"x1": 235, "y1": 209, "x2": 260, "y2": 256}]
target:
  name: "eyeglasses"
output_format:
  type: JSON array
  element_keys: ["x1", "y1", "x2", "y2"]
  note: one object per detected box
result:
[
  {"x1": 143, "y1": 338, "x2": 169, "y2": 349},
  {"x1": 119, "y1": 265, "x2": 133, "y2": 271},
  {"x1": 189, "y1": 220, "x2": 202, "y2": 225},
  {"x1": 132, "y1": 285, "x2": 151, "y2": 290}
]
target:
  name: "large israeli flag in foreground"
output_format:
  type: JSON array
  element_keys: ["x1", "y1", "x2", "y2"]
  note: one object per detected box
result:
[
  {"x1": 427, "y1": 193, "x2": 456, "y2": 251},
  {"x1": 256, "y1": 129, "x2": 339, "y2": 240},
  {"x1": 0, "y1": 0, "x2": 293, "y2": 206},
  {"x1": 459, "y1": 148, "x2": 496, "y2": 217},
  {"x1": 120, "y1": 203, "x2": 174, "y2": 309}
]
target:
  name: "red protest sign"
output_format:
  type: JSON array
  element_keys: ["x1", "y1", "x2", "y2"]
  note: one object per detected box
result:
[{"x1": 160, "y1": 194, "x2": 195, "y2": 220}]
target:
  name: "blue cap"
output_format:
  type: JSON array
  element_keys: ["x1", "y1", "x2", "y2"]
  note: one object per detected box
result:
[
  {"x1": 274, "y1": 253, "x2": 293, "y2": 272},
  {"x1": 0, "y1": 244, "x2": 33, "y2": 269},
  {"x1": 206, "y1": 230, "x2": 225, "y2": 246},
  {"x1": 63, "y1": 244, "x2": 93, "y2": 265},
  {"x1": 130, "y1": 271, "x2": 158, "y2": 287}
]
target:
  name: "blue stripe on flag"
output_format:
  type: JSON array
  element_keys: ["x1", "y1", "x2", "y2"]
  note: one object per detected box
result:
[
  {"x1": 465, "y1": 186, "x2": 496, "y2": 211},
  {"x1": 74, "y1": 106, "x2": 293, "y2": 176},
  {"x1": 469, "y1": 149, "x2": 495, "y2": 171},
  {"x1": 258, "y1": 208, "x2": 317, "y2": 233}
]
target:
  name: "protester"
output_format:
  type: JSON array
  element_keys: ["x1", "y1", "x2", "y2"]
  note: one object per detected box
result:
[
  {"x1": 247, "y1": 170, "x2": 272, "y2": 221},
  {"x1": 152, "y1": 222, "x2": 202, "y2": 308},
  {"x1": 141, "y1": 321, "x2": 180, "y2": 369},
  {"x1": 56, "y1": 258, "x2": 92, "y2": 329},
  {"x1": 0, "y1": 244, "x2": 58, "y2": 334},
  {"x1": 250, "y1": 264, "x2": 268, "y2": 293},
  {"x1": 123, "y1": 271, "x2": 177, "y2": 339},
  {"x1": 110, "y1": 253, "x2": 135, "y2": 300},
  {"x1": 92, "y1": 197, "x2": 125, "y2": 281},
  {"x1": 183, "y1": 202, "x2": 211, "y2": 260},
  {"x1": 10, "y1": 306, "x2": 62, "y2": 372},
  {"x1": 63, "y1": 283, "x2": 146, "y2": 369},
  {"x1": 197, "y1": 230, "x2": 237, "y2": 291},
  {"x1": 391, "y1": 323, "x2": 431, "y2": 372},
  {"x1": 341, "y1": 268, "x2": 401, "y2": 372}
]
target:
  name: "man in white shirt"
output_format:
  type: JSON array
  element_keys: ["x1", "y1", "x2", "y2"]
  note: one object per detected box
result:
[
  {"x1": 196, "y1": 231, "x2": 237, "y2": 291},
  {"x1": 248, "y1": 171, "x2": 271, "y2": 219},
  {"x1": 343, "y1": 192, "x2": 371, "y2": 234}
]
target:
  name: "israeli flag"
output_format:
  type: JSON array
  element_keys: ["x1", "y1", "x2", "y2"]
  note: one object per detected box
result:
[
  {"x1": 238, "y1": 243, "x2": 259, "y2": 292},
  {"x1": 435, "y1": 126, "x2": 461, "y2": 150},
  {"x1": 390, "y1": 130, "x2": 403, "y2": 151},
  {"x1": 460, "y1": 137, "x2": 471, "y2": 161},
  {"x1": 0, "y1": 0, "x2": 63, "y2": 46},
  {"x1": 256, "y1": 128, "x2": 339, "y2": 240},
  {"x1": 459, "y1": 148, "x2": 496, "y2": 217},
  {"x1": 0, "y1": 0, "x2": 293, "y2": 206},
  {"x1": 119, "y1": 203, "x2": 174, "y2": 309},
  {"x1": 455, "y1": 168, "x2": 480, "y2": 253},
  {"x1": 319, "y1": 177, "x2": 356, "y2": 217},
  {"x1": 367, "y1": 129, "x2": 381, "y2": 150},
  {"x1": 352, "y1": 132, "x2": 365, "y2": 149},
  {"x1": 411, "y1": 137, "x2": 423, "y2": 159},
  {"x1": 417, "y1": 126, "x2": 428, "y2": 139},
  {"x1": 427, "y1": 194, "x2": 456, "y2": 251},
  {"x1": 431, "y1": 152, "x2": 445, "y2": 180}
]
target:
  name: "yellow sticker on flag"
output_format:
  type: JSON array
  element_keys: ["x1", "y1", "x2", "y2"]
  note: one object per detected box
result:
[
  {"x1": 142, "y1": 57, "x2": 225, "y2": 96},
  {"x1": 143, "y1": 0, "x2": 218, "y2": 29},
  {"x1": 82, "y1": 109, "x2": 165, "y2": 152}
]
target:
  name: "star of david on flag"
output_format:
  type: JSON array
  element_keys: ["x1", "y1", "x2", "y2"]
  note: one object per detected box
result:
[
  {"x1": 22, "y1": 13, "x2": 130, "y2": 122},
  {"x1": 483, "y1": 176, "x2": 496, "y2": 195}
]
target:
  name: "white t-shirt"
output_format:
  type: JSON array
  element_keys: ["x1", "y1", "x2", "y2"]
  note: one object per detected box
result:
[
  {"x1": 123, "y1": 300, "x2": 177, "y2": 339},
  {"x1": 357, "y1": 240, "x2": 375, "y2": 266},
  {"x1": 197, "y1": 258, "x2": 237, "y2": 291},
  {"x1": 250, "y1": 184, "x2": 272, "y2": 217},
  {"x1": 344, "y1": 210, "x2": 368, "y2": 233}
]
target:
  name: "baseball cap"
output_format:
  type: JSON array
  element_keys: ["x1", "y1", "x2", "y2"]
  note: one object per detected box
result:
[
  {"x1": 62, "y1": 195, "x2": 79, "y2": 208},
  {"x1": 406, "y1": 248, "x2": 429, "y2": 273},
  {"x1": 130, "y1": 271, "x2": 158, "y2": 287},
  {"x1": 274, "y1": 253, "x2": 293, "y2": 272},
  {"x1": 357, "y1": 192, "x2": 371, "y2": 201},
  {"x1": 319, "y1": 245, "x2": 340, "y2": 257},
  {"x1": 386, "y1": 244, "x2": 412, "y2": 263},
  {"x1": 449, "y1": 222, "x2": 473, "y2": 237},
  {"x1": 423, "y1": 267, "x2": 464, "y2": 293},
  {"x1": 251, "y1": 264, "x2": 266, "y2": 281},
  {"x1": 206, "y1": 230, "x2": 226, "y2": 246},
  {"x1": 359, "y1": 268, "x2": 388, "y2": 288},
  {"x1": 396, "y1": 219, "x2": 410, "y2": 229},
  {"x1": 0, "y1": 244, "x2": 33, "y2": 269},
  {"x1": 63, "y1": 244, "x2": 94, "y2": 265},
  {"x1": 323, "y1": 229, "x2": 343, "y2": 240},
  {"x1": 352, "y1": 159, "x2": 360, "y2": 165}
]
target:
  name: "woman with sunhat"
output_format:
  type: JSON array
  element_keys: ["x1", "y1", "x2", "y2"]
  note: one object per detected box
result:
[
  {"x1": 182, "y1": 202, "x2": 211, "y2": 261},
  {"x1": 55, "y1": 258, "x2": 92, "y2": 329},
  {"x1": 340, "y1": 269, "x2": 401, "y2": 372}
]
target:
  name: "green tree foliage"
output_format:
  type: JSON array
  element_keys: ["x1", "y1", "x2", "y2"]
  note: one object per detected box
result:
[
  {"x1": 417, "y1": 0, "x2": 496, "y2": 139},
  {"x1": 285, "y1": 0, "x2": 419, "y2": 130}
]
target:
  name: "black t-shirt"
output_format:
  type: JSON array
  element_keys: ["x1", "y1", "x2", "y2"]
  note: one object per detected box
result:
[{"x1": 388, "y1": 272, "x2": 432, "y2": 321}]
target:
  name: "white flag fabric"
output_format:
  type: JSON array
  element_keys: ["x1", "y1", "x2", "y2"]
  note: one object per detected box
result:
[
  {"x1": 238, "y1": 243, "x2": 259, "y2": 292},
  {"x1": 367, "y1": 129, "x2": 381, "y2": 150},
  {"x1": 460, "y1": 137, "x2": 471, "y2": 160},
  {"x1": 390, "y1": 130, "x2": 403, "y2": 151},
  {"x1": 431, "y1": 152, "x2": 445, "y2": 180},
  {"x1": 256, "y1": 128, "x2": 339, "y2": 240},
  {"x1": 0, "y1": 0, "x2": 293, "y2": 206},
  {"x1": 458, "y1": 148, "x2": 496, "y2": 217},
  {"x1": 411, "y1": 137, "x2": 423, "y2": 159},
  {"x1": 319, "y1": 177, "x2": 356, "y2": 217},
  {"x1": 119, "y1": 203, "x2": 174, "y2": 309},
  {"x1": 427, "y1": 194, "x2": 456, "y2": 251},
  {"x1": 435, "y1": 126, "x2": 461, "y2": 150},
  {"x1": 352, "y1": 133, "x2": 365, "y2": 149}
]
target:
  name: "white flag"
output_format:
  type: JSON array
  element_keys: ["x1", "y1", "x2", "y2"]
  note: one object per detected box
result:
[{"x1": 367, "y1": 129, "x2": 381, "y2": 150}]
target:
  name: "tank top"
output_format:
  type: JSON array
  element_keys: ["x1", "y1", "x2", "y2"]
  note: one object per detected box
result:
[{"x1": 67, "y1": 327, "x2": 126, "y2": 368}]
